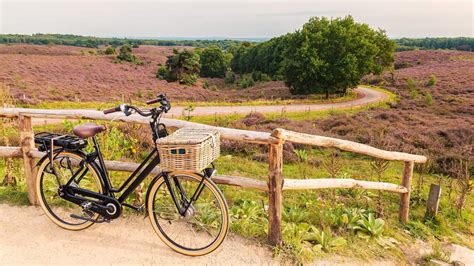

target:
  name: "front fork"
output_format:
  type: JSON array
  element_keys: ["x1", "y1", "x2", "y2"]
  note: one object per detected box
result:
[{"x1": 163, "y1": 168, "x2": 214, "y2": 217}]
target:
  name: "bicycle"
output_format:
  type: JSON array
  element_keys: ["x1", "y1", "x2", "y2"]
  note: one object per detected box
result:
[{"x1": 34, "y1": 94, "x2": 229, "y2": 256}]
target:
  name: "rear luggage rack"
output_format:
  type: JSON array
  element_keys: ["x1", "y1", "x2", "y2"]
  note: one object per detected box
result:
[{"x1": 34, "y1": 132, "x2": 88, "y2": 151}]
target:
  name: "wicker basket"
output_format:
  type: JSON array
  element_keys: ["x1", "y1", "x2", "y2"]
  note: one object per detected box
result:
[{"x1": 156, "y1": 127, "x2": 220, "y2": 172}]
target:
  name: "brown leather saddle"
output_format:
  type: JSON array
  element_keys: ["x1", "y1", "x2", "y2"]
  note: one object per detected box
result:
[{"x1": 73, "y1": 123, "x2": 106, "y2": 139}]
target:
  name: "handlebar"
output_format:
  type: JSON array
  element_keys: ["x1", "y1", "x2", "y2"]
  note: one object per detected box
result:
[
  {"x1": 147, "y1": 93, "x2": 171, "y2": 113},
  {"x1": 103, "y1": 93, "x2": 171, "y2": 116},
  {"x1": 103, "y1": 105, "x2": 122, "y2": 114}
]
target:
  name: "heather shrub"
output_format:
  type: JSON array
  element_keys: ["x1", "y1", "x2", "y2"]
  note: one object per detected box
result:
[{"x1": 241, "y1": 112, "x2": 266, "y2": 127}]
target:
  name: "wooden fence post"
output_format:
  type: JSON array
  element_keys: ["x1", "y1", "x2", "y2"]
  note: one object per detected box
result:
[
  {"x1": 399, "y1": 161, "x2": 414, "y2": 222},
  {"x1": 268, "y1": 143, "x2": 284, "y2": 246},
  {"x1": 426, "y1": 184, "x2": 442, "y2": 218},
  {"x1": 18, "y1": 115, "x2": 38, "y2": 205}
]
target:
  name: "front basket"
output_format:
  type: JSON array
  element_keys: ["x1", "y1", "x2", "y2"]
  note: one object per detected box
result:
[{"x1": 156, "y1": 127, "x2": 220, "y2": 172}]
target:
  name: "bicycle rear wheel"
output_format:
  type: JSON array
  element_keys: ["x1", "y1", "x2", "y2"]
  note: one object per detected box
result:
[
  {"x1": 36, "y1": 151, "x2": 103, "y2": 230},
  {"x1": 147, "y1": 171, "x2": 229, "y2": 256}
]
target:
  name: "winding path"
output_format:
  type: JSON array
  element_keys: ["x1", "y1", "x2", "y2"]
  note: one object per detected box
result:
[
  {"x1": 31, "y1": 87, "x2": 388, "y2": 125},
  {"x1": 165, "y1": 86, "x2": 388, "y2": 117}
]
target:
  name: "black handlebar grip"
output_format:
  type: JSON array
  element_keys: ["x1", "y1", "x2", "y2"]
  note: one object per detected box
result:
[
  {"x1": 103, "y1": 106, "x2": 121, "y2": 114},
  {"x1": 146, "y1": 98, "x2": 160, "y2": 105}
]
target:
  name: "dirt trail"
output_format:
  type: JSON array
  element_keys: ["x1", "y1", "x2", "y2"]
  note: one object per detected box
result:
[
  {"x1": 31, "y1": 87, "x2": 387, "y2": 126},
  {"x1": 164, "y1": 86, "x2": 387, "y2": 117},
  {"x1": 0, "y1": 204, "x2": 274, "y2": 265}
]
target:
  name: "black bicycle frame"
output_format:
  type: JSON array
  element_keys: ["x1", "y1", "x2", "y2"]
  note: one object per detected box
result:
[
  {"x1": 46, "y1": 106, "x2": 209, "y2": 218},
  {"x1": 86, "y1": 136, "x2": 161, "y2": 204}
]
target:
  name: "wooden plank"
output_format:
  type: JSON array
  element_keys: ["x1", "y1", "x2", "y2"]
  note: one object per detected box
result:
[
  {"x1": 0, "y1": 146, "x2": 22, "y2": 158},
  {"x1": 426, "y1": 184, "x2": 442, "y2": 218},
  {"x1": 283, "y1": 178, "x2": 408, "y2": 193},
  {"x1": 268, "y1": 143, "x2": 284, "y2": 246},
  {"x1": 272, "y1": 128, "x2": 427, "y2": 163},
  {"x1": 399, "y1": 161, "x2": 414, "y2": 222},
  {"x1": 18, "y1": 115, "x2": 38, "y2": 205},
  {"x1": 0, "y1": 108, "x2": 279, "y2": 144}
]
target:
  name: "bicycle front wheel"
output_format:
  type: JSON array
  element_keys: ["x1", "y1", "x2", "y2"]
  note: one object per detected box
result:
[{"x1": 147, "y1": 171, "x2": 229, "y2": 256}]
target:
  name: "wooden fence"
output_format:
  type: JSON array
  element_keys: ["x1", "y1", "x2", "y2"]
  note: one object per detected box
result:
[{"x1": 0, "y1": 108, "x2": 427, "y2": 246}]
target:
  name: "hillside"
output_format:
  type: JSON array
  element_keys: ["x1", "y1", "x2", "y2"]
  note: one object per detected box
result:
[
  {"x1": 0, "y1": 44, "x2": 295, "y2": 104},
  {"x1": 229, "y1": 49, "x2": 473, "y2": 173}
]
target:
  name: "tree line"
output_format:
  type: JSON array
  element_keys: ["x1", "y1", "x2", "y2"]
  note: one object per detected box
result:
[
  {"x1": 1, "y1": 33, "x2": 471, "y2": 52},
  {"x1": 0, "y1": 34, "x2": 242, "y2": 49},
  {"x1": 394, "y1": 37, "x2": 473, "y2": 51}
]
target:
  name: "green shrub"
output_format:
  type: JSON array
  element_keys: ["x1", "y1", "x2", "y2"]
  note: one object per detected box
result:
[
  {"x1": 117, "y1": 44, "x2": 136, "y2": 62},
  {"x1": 224, "y1": 71, "x2": 236, "y2": 84},
  {"x1": 427, "y1": 75, "x2": 437, "y2": 87},
  {"x1": 260, "y1": 73, "x2": 272, "y2": 82},
  {"x1": 407, "y1": 78, "x2": 417, "y2": 90},
  {"x1": 180, "y1": 73, "x2": 198, "y2": 85},
  {"x1": 425, "y1": 91, "x2": 433, "y2": 106},
  {"x1": 156, "y1": 65, "x2": 170, "y2": 80},
  {"x1": 203, "y1": 80, "x2": 209, "y2": 89},
  {"x1": 105, "y1": 46, "x2": 115, "y2": 55},
  {"x1": 250, "y1": 71, "x2": 272, "y2": 82},
  {"x1": 239, "y1": 74, "x2": 255, "y2": 89},
  {"x1": 407, "y1": 78, "x2": 418, "y2": 99}
]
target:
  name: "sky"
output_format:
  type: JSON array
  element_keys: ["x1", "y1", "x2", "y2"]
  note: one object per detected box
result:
[{"x1": 0, "y1": 0, "x2": 472, "y2": 38}]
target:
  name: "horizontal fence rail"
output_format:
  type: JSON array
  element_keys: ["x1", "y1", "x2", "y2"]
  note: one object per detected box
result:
[{"x1": 0, "y1": 108, "x2": 427, "y2": 246}]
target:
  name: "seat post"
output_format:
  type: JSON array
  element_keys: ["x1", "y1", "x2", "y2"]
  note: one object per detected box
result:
[{"x1": 92, "y1": 136, "x2": 110, "y2": 181}]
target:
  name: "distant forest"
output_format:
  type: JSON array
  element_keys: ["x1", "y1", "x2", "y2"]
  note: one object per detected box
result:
[
  {"x1": 0, "y1": 34, "x2": 242, "y2": 49},
  {"x1": 0, "y1": 34, "x2": 472, "y2": 52},
  {"x1": 395, "y1": 37, "x2": 473, "y2": 51}
]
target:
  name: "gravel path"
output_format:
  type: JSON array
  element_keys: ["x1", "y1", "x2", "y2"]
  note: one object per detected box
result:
[
  {"x1": 0, "y1": 204, "x2": 275, "y2": 265},
  {"x1": 31, "y1": 86, "x2": 388, "y2": 125},
  {"x1": 165, "y1": 86, "x2": 387, "y2": 117}
]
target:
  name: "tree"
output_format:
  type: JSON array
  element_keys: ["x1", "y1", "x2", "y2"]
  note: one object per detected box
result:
[
  {"x1": 199, "y1": 46, "x2": 231, "y2": 78},
  {"x1": 282, "y1": 16, "x2": 395, "y2": 97},
  {"x1": 157, "y1": 49, "x2": 200, "y2": 85},
  {"x1": 117, "y1": 44, "x2": 136, "y2": 62}
]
